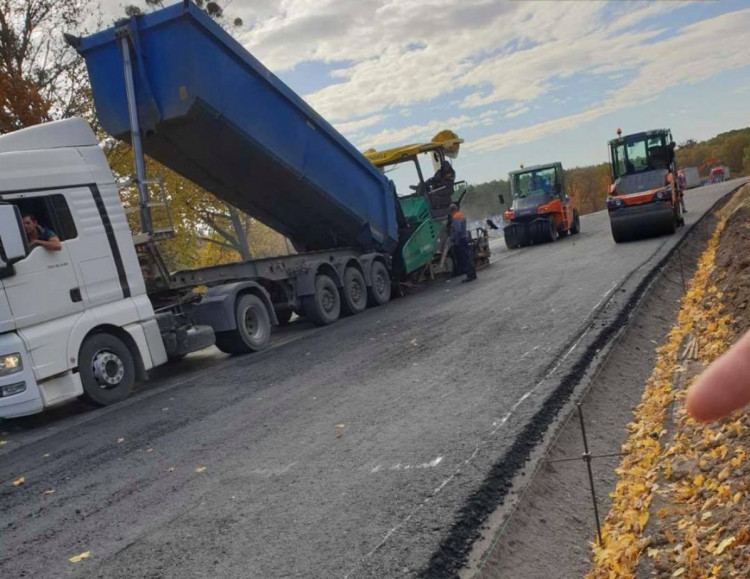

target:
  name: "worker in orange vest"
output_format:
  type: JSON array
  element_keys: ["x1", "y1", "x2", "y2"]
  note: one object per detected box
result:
[{"x1": 449, "y1": 204, "x2": 477, "y2": 283}]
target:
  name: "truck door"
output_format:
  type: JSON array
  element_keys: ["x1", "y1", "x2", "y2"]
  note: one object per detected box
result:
[
  {"x1": 2, "y1": 192, "x2": 84, "y2": 381},
  {"x1": 2, "y1": 192, "x2": 84, "y2": 329}
]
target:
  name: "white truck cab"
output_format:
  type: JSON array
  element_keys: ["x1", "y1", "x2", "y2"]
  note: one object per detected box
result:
[{"x1": 0, "y1": 118, "x2": 167, "y2": 418}]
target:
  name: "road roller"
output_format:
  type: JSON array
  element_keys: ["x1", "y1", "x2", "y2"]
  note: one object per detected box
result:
[
  {"x1": 606, "y1": 129, "x2": 685, "y2": 243},
  {"x1": 501, "y1": 162, "x2": 580, "y2": 249}
]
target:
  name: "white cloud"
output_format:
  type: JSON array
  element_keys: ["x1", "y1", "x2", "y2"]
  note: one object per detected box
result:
[
  {"x1": 466, "y1": 7, "x2": 750, "y2": 153},
  {"x1": 96, "y1": 1, "x2": 749, "y2": 157},
  {"x1": 504, "y1": 104, "x2": 530, "y2": 119},
  {"x1": 334, "y1": 114, "x2": 389, "y2": 136}
]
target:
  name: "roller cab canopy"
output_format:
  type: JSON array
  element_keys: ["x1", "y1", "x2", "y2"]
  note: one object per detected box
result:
[{"x1": 70, "y1": 0, "x2": 398, "y2": 254}]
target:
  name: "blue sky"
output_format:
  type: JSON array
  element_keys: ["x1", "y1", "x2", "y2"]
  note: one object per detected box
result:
[{"x1": 103, "y1": 0, "x2": 750, "y2": 186}]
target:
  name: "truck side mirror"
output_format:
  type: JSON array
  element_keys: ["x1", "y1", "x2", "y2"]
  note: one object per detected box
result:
[
  {"x1": 0, "y1": 204, "x2": 29, "y2": 267},
  {"x1": 498, "y1": 194, "x2": 505, "y2": 205}
]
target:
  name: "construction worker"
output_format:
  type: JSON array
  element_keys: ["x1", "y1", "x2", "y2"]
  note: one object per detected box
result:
[{"x1": 448, "y1": 204, "x2": 476, "y2": 283}]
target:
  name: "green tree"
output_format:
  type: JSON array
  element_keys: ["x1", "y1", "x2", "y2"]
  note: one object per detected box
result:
[{"x1": 720, "y1": 132, "x2": 750, "y2": 175}]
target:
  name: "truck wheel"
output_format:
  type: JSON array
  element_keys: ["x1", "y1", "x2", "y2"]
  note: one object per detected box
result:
[
  {"x1": 570, "y1": 210, "x2": 581, "y2": 235},
  {"x1": 368, "y1": 261, "x2": 391, "y2": 306},
  {"x1": 303, "y1": 274, "x2": 341, "y2": 325},
  {"x1": 341, "y1": 267, "x2": 367, "y2": 316},
  {"x1": 215, "y1": 293, "x2": 271, "y2": 354},
  {"x1": 79, "y1": 333, "x2": 136, "y2": 406}
]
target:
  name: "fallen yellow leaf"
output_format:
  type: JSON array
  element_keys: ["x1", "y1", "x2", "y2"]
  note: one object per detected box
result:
[
  {"x1": 672, "y1": 568, "x2": 685, "y2": 577},
  {"x1": 194, "y1": 467, "x2": 206, "y2": 473},
  {"x1": 42, "y1": 488, "x2": 55, "y2": 495},
  {"x1": 11, "y1": 476, "x2": 25, "y2": 487},
  {"x1": 0, "y1": 440, "x2": 7, "y2": 446},
  {"x1": 68, "y1": 551, "x2": 90, "y2": 563},
  {"x1": 715, "y1": 536, "x2": 735, "y2": 555},
  {"x1": 647, "y1": 547, "x2": 659, "y2": 558}
]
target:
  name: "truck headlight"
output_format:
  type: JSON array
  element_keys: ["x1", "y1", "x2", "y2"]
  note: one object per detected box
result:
[{"x1": 0, "y1": 353, "x2": 22, "y2": 376}]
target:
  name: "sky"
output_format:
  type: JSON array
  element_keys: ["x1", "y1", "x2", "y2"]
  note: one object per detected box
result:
[{"x1": 100, "y1": 0, "x2": 750, "y2": 186}]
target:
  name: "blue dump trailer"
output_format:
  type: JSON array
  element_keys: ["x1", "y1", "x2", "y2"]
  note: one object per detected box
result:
[
  {"x1": 64, "y1": 0, "x2": 465, "y2": 354},
  {"x1": 73, "y1": 0, "x2": 398, "y2": 255}
]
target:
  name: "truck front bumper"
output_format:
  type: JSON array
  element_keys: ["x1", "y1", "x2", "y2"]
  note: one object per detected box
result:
[{"x1": 0, "y1": 333, "x2": 43, "y2": 418}]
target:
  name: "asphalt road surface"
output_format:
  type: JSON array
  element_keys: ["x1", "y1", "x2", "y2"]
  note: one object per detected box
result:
[{"x1": 0, "y1": 180, "x2": 745, "y2": 579}]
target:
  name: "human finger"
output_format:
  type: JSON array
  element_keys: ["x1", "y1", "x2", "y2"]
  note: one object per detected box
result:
[{"x1": 686, "y1": 330, "x2": 750, "y2": 422}]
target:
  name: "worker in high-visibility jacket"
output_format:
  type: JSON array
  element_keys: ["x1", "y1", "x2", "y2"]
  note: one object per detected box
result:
[{"x1": 448, "y1": 204, "x2": 477, "y2": 283}]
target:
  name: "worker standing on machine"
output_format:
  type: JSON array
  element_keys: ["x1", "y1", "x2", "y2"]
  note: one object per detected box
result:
[{"x1": 449, "y1": 204, "x2": 476, "y2": 283}]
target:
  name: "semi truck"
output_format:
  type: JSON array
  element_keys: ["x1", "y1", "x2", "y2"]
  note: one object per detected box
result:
[
  {"x1": 500, "y1": 162, "x2": 580, "y2": 248},
  {"x1": 0, "y1": 1, "x2": 486, "y2": 418},
  {"x1": 605, "y1": 128, "x2": 685, "y2": 243}
]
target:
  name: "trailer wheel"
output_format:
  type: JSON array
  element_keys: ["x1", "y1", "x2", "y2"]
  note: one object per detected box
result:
[
  {"x1": 368, "y1": 261, "x2": 391, "y2": 306},
  {"x1": 303, "y1": 274, "x2": 341, "y2": 325},
  {"x1": 79, "y1": 333, "x2": 136, "y2": 406},
  {"x1": 341, "y1": 267, "x2": 367, "y2": 316},
  {"x1": 215, "y1": 293, "x2": 271, "y2": 354}
]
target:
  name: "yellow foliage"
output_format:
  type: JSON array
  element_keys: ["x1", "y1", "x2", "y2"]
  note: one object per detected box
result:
[
  {"x1": 587, "y1": 216, "x2": 741, "y2": 578},
  {"x1": 68, "y1": 552, "x2": 90, "y2": 563}
]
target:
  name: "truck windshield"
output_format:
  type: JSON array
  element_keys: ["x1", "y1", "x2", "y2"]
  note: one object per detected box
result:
[
  {"x1": 512, "y1": 167, "x2": 557, "y2": 199},
  {"x1": 612, "y1": 135, "x2": 668, "y2": 179}
]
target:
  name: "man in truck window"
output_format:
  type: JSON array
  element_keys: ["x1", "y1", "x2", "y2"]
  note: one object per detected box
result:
[{"x1": 22, "y1": 213, "x2": 62, "y2": 252}]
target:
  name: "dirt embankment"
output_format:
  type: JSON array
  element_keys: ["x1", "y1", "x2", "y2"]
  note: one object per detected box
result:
[{"x1": 589, "y1": 184, "x2": 750, "y2": 578}]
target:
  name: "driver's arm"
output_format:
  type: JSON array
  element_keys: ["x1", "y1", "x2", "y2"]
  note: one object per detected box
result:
[{"x1": 31, "y1": 236, "x2": 62, "y2": 251}]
